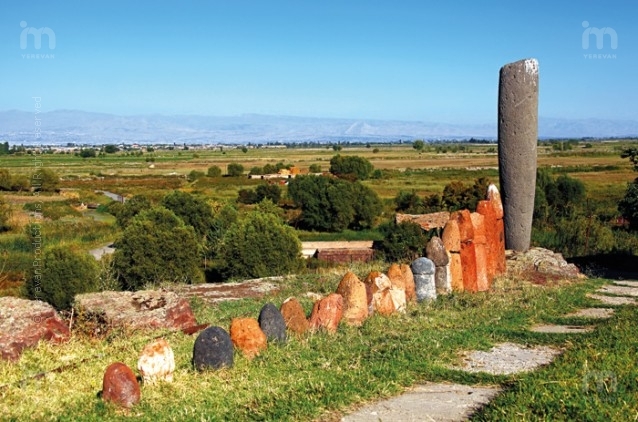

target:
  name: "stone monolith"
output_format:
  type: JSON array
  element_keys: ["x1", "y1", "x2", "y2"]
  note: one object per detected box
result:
[{"x1": 498, "y1": 58, "x2": 538, "y2": 252}]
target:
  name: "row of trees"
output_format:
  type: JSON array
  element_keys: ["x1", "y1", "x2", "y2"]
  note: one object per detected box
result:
[
  {"x1": 0, "y1": 169, "x2": 59, "y2": 192},
  {"x1": 394, "y1": 178, "x2": 491, "y2": 214}
]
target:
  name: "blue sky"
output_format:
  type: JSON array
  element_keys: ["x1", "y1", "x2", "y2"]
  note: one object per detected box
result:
[{"x1": 1, "y1": 0, "x2": 635, "y2": 123}]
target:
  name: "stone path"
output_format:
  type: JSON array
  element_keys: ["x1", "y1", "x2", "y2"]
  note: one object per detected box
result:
[
  {"x1": 587, "y1": 294, "x2": 637, "y2": 306},
  {"x1": 342, "y1": 281, "x2": 638, "y2": 421},
  {"x1": 564, "y1": 308, "x2": 614, "y2": 319},
  {"x1": 451, "y1": 342, "x2": 561, "y2": 375},
  {"x1": 341, "y1": 383, "x2": 500, "y2": 422},
  {"x1": 597, "y1": 285, "x2": 638, "y2": 297},
  {"x1": 530, "y1": 324, "x2": 593, "y2": 334}
]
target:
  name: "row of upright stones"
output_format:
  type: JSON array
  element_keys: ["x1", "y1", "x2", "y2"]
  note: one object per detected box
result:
[
  {"x1": 418, "y1": 183, "x2": 506, "y2": 299},
  {"x1": 101, "y1": 57, "x2": 539, "y2": 408}
]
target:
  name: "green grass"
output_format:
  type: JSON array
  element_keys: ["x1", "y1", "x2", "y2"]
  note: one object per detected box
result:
[{"x1": 1, "y1": 271, "x2": 629, "y2": 421}]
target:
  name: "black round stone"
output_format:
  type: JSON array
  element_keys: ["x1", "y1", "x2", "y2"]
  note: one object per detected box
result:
[{"x1": 192, "y1": 326, "x2": 233, "y2": 371}]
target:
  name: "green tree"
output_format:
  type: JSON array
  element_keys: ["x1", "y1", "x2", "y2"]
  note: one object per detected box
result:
[
  {"x1": 187, "y1": 170, "x2": 205, "y2": 182},
  {"x1": 309, "y1": 163, "x2": 322, "y2": 173},
  {"x1": 413, "y1": 140, "x2": 425, "y2": 151},
  {"x1": 621, "y1": 147, "x2": 638, "y2": 171},
  {"x1": 249, "y1": 166, "x2": 263, "y2": 176},
  {"x1": 619, "y1": 182, "x2": 638, "y2": 230},
  {"x1": 619, "y1": 148, "x2": 638, "y2": 230},
  {"x1": 350, "y1": 182, "x2": 383, "y2": 229},
  {"x1": 227, "y1": 163, "x2": 244, "y2": 177},
  {"x1": 79, "y1": 148, "x2": 97, "y2": 158},
  {"x1": 255, "y1": 184, "x2": 281, "y2": 204},
  {"x1": 207, "y1": 165, "x2": 222, "y2": 177},
  {"x1": 162, "y1": 190, "x2": 214, "y2": 240},
  {"x1": 104, "y1": 144, "x2": 119, "y2": 153},
  {"x1": 114, "y1": 207, "x2": 203, "y2": 289},
  {"x1": 207, "y1": 203, "x2": 239, "y2": 258},
  {"x1": 241, "y1": 146, "x2": 248, "y2": 153},
  {"x1": 329, "y1": 154, "x2": 374, "y2": 181},
  {"x1": 31, "y1": 169, "x2": 59, "y2": 192},
  {"x1": 217, "y1": 212, "x2": 303, "y2": 279},
  {"x1": 113, "y1": 195, "x2": 152, "y2": 228},
  {"x1": 25, "y1": 246, "x2": 100, "y2": 310},
  {"x1": 288, "y1": 175, "x2": 381, "y2": 232},
  {"x1": 395, "y1": 191, "x2": 424, "y2": 213}
]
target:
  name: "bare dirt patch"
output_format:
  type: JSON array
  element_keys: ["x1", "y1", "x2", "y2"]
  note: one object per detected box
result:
[{"x1": 168, "y1": 277, "x2": 282, "y2": 303}]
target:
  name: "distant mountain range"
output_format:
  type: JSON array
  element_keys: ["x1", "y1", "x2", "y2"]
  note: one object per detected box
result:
[{"x1": 1, "y1": 110, "x2": 637, "y2": 145}]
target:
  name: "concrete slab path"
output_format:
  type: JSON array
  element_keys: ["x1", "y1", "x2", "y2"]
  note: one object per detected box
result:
[{"x1": 341, "y1": 383, "x2": 500, "y2": 422}]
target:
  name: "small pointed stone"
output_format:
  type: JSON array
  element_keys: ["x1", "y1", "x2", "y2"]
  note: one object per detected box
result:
[
  {"x1": 400, "y1": 264, "x2": 417, "y2": 302},
  {"x1": 335, "y1": 272, "x2": 369, "y2": 326},
  {"x1": 308, "y1": 293, "x2": 343, "y2": 333},
  {"x1": 426, "y1": 236, "x2": 449, "y2": 266},
  {"x1": 280, "y1": 297, "x2": 309, "y2": 335}
]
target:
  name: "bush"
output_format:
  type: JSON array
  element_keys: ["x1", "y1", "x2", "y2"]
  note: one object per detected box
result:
[
  {"x1": 288, "y1": 175, "x2": 382, "y2": 232},
  {"x1": 31, "y1": 168, "x2": 59, "y2": 192},
  {"x1": 237, "y1": 184, "x2": 282, "y2": 205},
  {"x1": 0, "y1": 197, "x2": 12, "y2": 232},
  {"x1": 227, "y1": 163, "x2": 244, "y2": 177},
  {"x1": 329, "y1": 155, "x2": 373, "y2": 181},
  {"x1": 187, "y1": 170, "x2": 206, "y2": 182},
  {"x1": 161, "y1": 190, "x2": 214, "y2": 240},
  {"x1": 309, "y1": 164, "x2": 322, "y2": 173},
  {"x1": 24, "y1": 246, "x2": 100, "y2": 310},
  {"x1": 619, "y1": 179, "x2": 638, "y2": 230},
  {"x1": 113, "y1": 207, "x2": 203, "y2": 289},
  {"x1": 113, "y1": 195, "x2": 152, "y2": 228},
  {"x1": 217, "y1": 212, "x2": 303, "y2": 279},
  {"x1": 207, "y1": 165, "x2": 222, "y2": 177},
  {"x1": 376, "y1": 220, "x2": 429, "y2": 263},
  {"x1": 395, "y1": 191, "x2": 424, "y2": 213}
]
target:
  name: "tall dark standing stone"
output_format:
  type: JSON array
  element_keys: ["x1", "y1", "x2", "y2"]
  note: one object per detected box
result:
[{"x1": 498, "y1": 58, "x2": 539, "y2": 252}]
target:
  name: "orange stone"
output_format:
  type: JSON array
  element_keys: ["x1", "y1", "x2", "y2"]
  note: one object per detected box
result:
[
  {"x1": 478, "y1": 185, "x2": 507, "y2": 281},
  {"x1": 453, "y1": 210, "x2": 478, "y2": 293},
  {"x1": 363, "y1": 271, "x2": 382, "y2": 313},
  {"x1": 449, "y1": 252, "x2": 464, "y2": 292},
  {"x1": 471, "y1": 213, "x2": 489, "y2": 292},
  {"x1": 280, "y1": 297, "x2": 309, "y2": 335},
  {"x1": 387, "y1": 264, "x2": 406, "y2": 291},
  {"x1": 308, "y1": 293, "x2": 344, "y2": 333},
  {"x1": 230, "y1": 317, "x2": 267, "y2": 359},
  {"x1": 400, "y1": 264, "x2": 416, "y2": 302},
  {"x1": 335, "y1": 272, "x2": 369, "y2": 326},
  {"x1": 442, "y1": 219, "x2": 461, "y2": 253}
]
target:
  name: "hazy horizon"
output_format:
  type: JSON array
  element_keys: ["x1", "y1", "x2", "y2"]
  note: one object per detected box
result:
[{"x1": 2, "y1": 1, "x2": 636, "y2": 125}]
